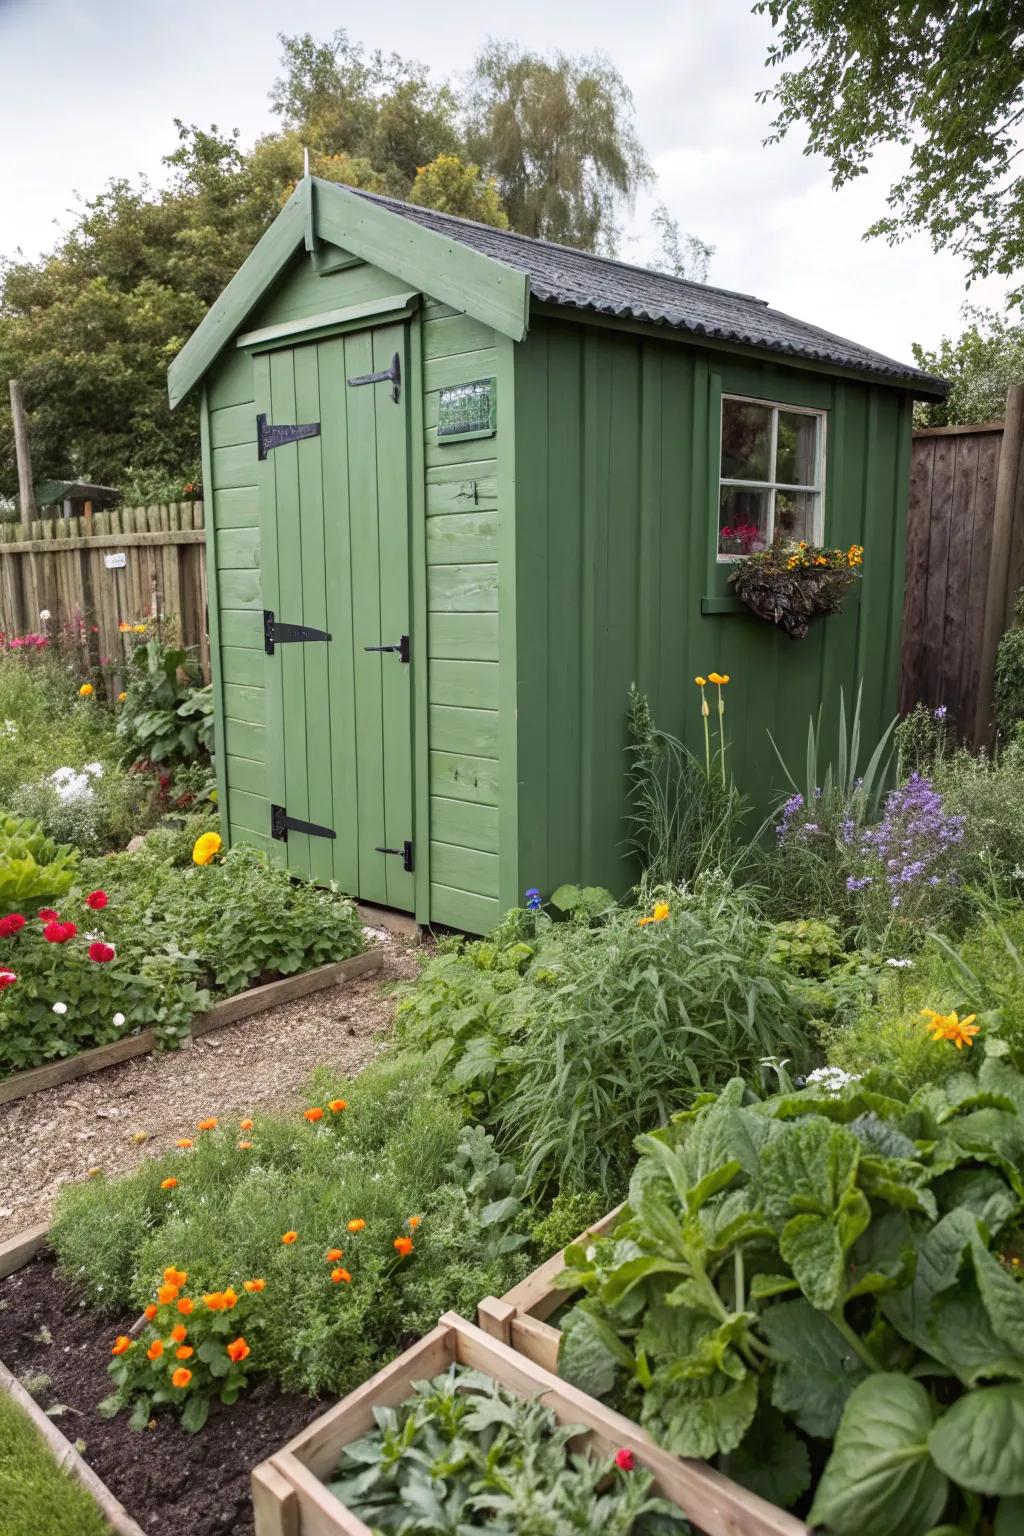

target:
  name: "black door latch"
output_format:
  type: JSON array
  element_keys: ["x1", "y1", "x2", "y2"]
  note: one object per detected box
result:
[
  {"x1": 374, "y1": 840, "x2": 414, "y2": 873},
  {"x1": 364, "y1": 634, "x2": 410, "y2": 663},
  {"x1": 346, "y1": 352, "x2": 401, "y2": 404}
]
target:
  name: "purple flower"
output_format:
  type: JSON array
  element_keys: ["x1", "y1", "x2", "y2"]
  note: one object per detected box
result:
[
  {"x1": 846, "y1": 875, "x2": 873, "y2": 892},
  {"x1": 776, "y1": 793, "x2": 805, "y2": 844},
  {"x1": 524, "y1": 887, "x2": 543, "y2": 912},
  {"x1": 934, "y1": 705, "x2": 948, "y2": 721}
]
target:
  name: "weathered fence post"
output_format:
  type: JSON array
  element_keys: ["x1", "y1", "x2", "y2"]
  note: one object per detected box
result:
[
  {"x1": 974, "y1": 384, "x2": 1024, "y2": 747},
  {"x1": 8, "y1": 380, "x2": 37, "y2": 527}
]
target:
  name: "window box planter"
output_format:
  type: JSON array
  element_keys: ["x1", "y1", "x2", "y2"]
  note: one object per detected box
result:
[
  {"x1": 476, "y1": 1207, "x2": 809, "y2": 1536},
  {"x1": 252, "y1": 1309, "x2": 753, "y2": 1536}
]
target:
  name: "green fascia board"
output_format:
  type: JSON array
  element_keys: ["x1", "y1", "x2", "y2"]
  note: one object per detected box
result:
[
  {"x1": 312, "y1": 179, "x2": 530, "y2": 344},
  {"x1": 168, "y1": 178, "x2": 531, "y2": 408},
  {"x1": 168, "y1": 185, "x2": 308, "y2": 409}
]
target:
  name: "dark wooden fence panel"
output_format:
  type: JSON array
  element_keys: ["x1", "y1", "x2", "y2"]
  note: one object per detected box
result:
[
  {"x1": 900, "y1": 423, "x2": 1006, "y2": 738},
  {"x1": 0, "y1": 502, "x2": 209, "y2": 692}
]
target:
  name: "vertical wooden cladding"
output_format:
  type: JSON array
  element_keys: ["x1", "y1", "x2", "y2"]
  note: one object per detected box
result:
[
  {"x1": 900, "y1": 425, "x2": 1004, "y2": 736},
  {"x1": 422, "y1": 300, "x2": 503, "y2": 934},
  {"x1": 514, "y1": 315, "x2": 912, "y2": 901}
]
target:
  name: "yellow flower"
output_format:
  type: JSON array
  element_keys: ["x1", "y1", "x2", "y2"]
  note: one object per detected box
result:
[
  {"x1": 192, "y1": 832, "x2": 222, "y2": 866},
  {"x1": 133, "y1": 624, "x2": 146, "y2": 633},
  {"x1": 921, "y1": 1008, "x2": 980, "y2": 1049},
  {"x1": 694, "y1": 676, "x2": 707, "y2": 687},
  {"x1": 117, "y1": 691, "x2": 127, "y2": 703},
  {"x1": 708, "y1": 672, "x2": 724, "y2": 685},
  {"x1": 638, "y1": 901, "x2": 670, "y2": 927},
  {"x1": 78, "y1": 683, "x2": 94, "y2": 697}
]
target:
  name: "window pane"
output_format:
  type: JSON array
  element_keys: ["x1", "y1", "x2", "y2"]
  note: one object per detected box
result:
[
  {"x1": 721, "y1": 399, "x2": 772, "y2": 481},
  {"x1": 774, "y1": 489, "x2": 819, "y2": 544},
  {"x1": 776, "y1": 411, "x2": 818, "y2": 486},
  {"x1": 719, "y1": 487, "x2": 771, "y2": 556}
]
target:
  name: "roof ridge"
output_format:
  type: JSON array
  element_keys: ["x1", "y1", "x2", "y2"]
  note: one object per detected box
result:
[{"x1": 349, "y1": 186, "x2": 770, "y2": 309}]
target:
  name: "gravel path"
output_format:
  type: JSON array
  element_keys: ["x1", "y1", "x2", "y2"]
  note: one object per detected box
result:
[{"x1": 0, "y1": 928, "x2": 422, "y2": 1243}]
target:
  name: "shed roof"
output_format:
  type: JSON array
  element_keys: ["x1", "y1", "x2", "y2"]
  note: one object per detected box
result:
[
  {"x1": 34, "y1": 480, "x2": 119, "y2": 507},
  {"x1": 168, "y1": 177, "x2": 948, "y2": 407},
  {"x1": 353, "y1": 189, "x2": 947, "y2": 396}
]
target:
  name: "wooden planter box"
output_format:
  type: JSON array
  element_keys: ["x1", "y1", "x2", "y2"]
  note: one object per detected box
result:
[
  {"x1": 252, "y1": 1309, "x2": 802, "y2": 1536},
  {"x1": 0, "y1": 1224, "x2": 148, "y2": 1536},
  {"x1": 0, "y1": 948, "x2": 382, "y2": 1108},
  {"x1": 477, "y1": 1208, "x2": 810, "y2": 1536}
]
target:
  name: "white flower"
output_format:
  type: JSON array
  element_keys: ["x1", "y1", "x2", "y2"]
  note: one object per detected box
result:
[
  {"x1": 112, "y1": 1013, "x2": 125, "y2": 1027},
  {"x1": 38, "y1": 609, "x2": 50, "y2": 622},
  {"x1": 84, "y1": 762, "x2": 104, "y2": 778},
  {"x1": 1, "y1": 720, "x2": 16, "y2": 739},
  {"x1": 806, "y1": 1065, "x2": 861, "y2": 1097},
  {"x1": 52, "y1": 1002, "x2": 68, "y2": 1016},
  {"x1": 886, "y1": 957, "x2": 914, "y2": 969},
  {"x1": 50, "y1": 766, "x2": 75, "y2": 784}
]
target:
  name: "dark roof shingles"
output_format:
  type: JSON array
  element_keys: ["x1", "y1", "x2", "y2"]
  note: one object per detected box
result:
[{"x1": 354, "y1": 189, "x2": 947, "y2": 395}]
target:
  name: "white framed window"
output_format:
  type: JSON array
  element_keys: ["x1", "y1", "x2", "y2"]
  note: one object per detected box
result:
[{"x1": 717, "y1": 395, "x2": 826, "y2": 560}]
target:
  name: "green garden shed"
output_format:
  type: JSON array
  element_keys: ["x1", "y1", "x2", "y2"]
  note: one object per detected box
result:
[{"x1": 169, "y1": 175, "x2": 946, "y2": 934}]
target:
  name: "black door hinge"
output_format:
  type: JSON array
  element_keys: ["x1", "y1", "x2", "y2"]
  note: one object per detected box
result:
[
  {"x1": 256, "y1": 413, "x2": 321, "y2": 460},
  {"x1": 271, "y1": 804, "x2": 336, "y2": 843},
  {"x1": 364, "y1": 634, "x2": 410, "y2": 663},
  {"x1": 346, "y1": 352, "x2": 401, "y2": 404},
  {"x1": 374, "y1": 839, "x2": 414, "y2": 873},
  {"x1": 264, "y1": 610, "x2": 333, "y2": 656}
]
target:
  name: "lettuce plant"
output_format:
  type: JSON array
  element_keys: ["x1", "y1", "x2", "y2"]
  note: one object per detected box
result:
[{"x1": 558, "y1": 1055, "x2": 1024, "y2": 1535}]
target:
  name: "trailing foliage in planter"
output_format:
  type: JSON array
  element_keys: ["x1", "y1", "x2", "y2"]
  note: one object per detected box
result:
[
  {"x1": 728, "y1": 540, "x2": 863, "y2": 639},
  {"x1": 325, "y1": 1365, "x2": 691, "y2": 1534},
  {"x1": 557, "y1": 1054, "x2": 1024, "y2": 1535}
]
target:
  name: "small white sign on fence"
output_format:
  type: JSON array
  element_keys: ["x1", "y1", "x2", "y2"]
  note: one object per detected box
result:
[{"x1": 104, "y1": 552, "x2": 127, "y2": 570}]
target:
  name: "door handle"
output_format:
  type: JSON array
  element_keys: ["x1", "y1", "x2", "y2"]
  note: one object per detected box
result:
[{"x1": 364, "y1": 635, "x2": 410, "y2": 663}]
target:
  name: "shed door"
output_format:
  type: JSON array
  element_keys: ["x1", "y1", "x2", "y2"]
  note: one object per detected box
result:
[{"x1": 254, "y1": 322, "x2": 415, "y2": 911}]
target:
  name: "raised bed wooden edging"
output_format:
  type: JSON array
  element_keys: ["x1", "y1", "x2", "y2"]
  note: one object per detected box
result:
[
  {"x1": 253, "y1": 1309, "x2": 800, "y2": 1536},
  {"x1": 476, "y1": 1206, "x2": 810, "y2": 1536},
  {"x1": 0, "y1": 949, "x2": 383, "y2": 1108},
  {"x1": 0, "y1": 1225, "x2": 148, "y2": 1536}
]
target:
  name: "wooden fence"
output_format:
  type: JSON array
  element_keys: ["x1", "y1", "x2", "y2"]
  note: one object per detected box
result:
[
  {"x1": 900, "y1": 403, "x2": 1024, "y2": 745},
  {"x1": 0, "y1": 502, "x2": 209, "y2": 689}
]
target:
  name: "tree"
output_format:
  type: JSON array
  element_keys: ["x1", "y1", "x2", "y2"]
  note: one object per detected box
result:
[
  {"x1": 649, "y1": 203, "x2": 714, "y2": 283},
  {"x1": 408, "y1": 156, "x2": 509, "y2": 227},
  {"x1": 464, "y1": 42, "x2": 651, "y2": 252},
  {"x1": 913, "y1": 307, "x2": 1024, "y2": 426},
  {"x1": 754, "y1": 1, "x2": 1024, "y2": 302}
]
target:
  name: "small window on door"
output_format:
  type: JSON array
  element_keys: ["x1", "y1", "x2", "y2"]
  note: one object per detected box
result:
[{"x1": 717, "y1": 396, "x2": 825, "y2": 559}]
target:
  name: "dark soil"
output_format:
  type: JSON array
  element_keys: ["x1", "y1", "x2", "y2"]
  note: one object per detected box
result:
[{"x1": 0, "y1": 1253, "x2": 328, "y2": 1535}]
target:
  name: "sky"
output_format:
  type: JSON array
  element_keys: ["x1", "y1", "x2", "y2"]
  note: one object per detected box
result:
[{"x1": 0, "y1": 0, "x2": 1009, "y2": 365}]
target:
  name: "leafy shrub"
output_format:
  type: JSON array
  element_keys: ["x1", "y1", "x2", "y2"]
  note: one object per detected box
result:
[
  {"x1": 767, "y1": 918, "x2": 845, "y2": 977},
  {"x1": 558, "y1": 1060, "x2": 1024, "y2": 1532},
  {"x1": 0, "y1": 813, "x2": 78, "y2": 914},
  {"x1": 932, "y1": 735, "x2": 1024, "y2": 899},
  {"x1": 995, "y1": 590, "x2": 1024, "y2": 736},
  {"x1": 529, "y1": 1189, "x2": 607, "y2": 1257},
  {"x1": 116, "y1": 637, "x2": 213, "y2": 768},
  {"x1": 9, "y1": 762, "x2": 150, "y2": 854},
  {"x1": 324, "y1": 1366, "x2": 689, "y2": 1533},
  {"x1": 50, "y1": 1058, "x2": 532, "y2": 1400}
]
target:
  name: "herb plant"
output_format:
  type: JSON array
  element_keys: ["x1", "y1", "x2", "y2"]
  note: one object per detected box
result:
[
  {"x1": 557, "y1": 1057, "x2": 1024, "y2": 1535},
  {"x1": 0, "y1": 813, "x2": 78, "y2": 914},
  {"x1": 326, "y1": 1365, "x2": 690, "y2": 1534}
]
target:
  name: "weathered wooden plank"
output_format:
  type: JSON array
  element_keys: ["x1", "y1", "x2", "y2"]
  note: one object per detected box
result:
[
  {"x1": 428, "y1": 704, "x2": 499, "y2": 757},
  {"x1": 219, "y1": 568, "x2": 263, "y2": 610},
  {"x1": 0, "y1": 529, "x2": 204, "y2": 556},
  {"x1": 210, "y1": 401, "x2": 258, "y2": 449},
  {"x1": 422, "y1": 312, "x2": 495, "y2": 359},
  {"x1": 425, "y1": 511, "x2": 497, "y2": 565},
  {"x1": 429, "y1": 749, "x2": 499, "y2": 806},
  {"x1": 427, "y1": 611, "x2": 498, "y2": 662},
  {"x1": 223, "y1": 716, "x2": 266, "y2": 759},
  {"x1": 429, "y1": 883, "x2": 500, "y2": 932},
  {"x1": 0, "y1": 1222, "x2": 49, "y2": 1280},
  {"x1": 940, "y1": 432, "x2": 980, "y2": 717},
  {"x1": 223, "y1": 681, "x2": 265, "y2": 724},
  {"x1": 213, "y1": 485, "x2": 260, "y2": 528},
  {"x1": 220, "y1": 609, "x2": 264, "y2": 648},
  {"x1": 213, "y1": 443, "x2": 259, "y2": 490},
  {"x1": 218, "y1": 526, "x2": 260, "y2": 569},
  {"x1": 423, "y1": 348, "x2": 497, "y2": 394},
  {"x1": 427, "y1": 564, "x2": 498, "y2": 612},
  {"x1": 959, "y1": 431, "x2": 1002, "y2": 716},
  {"x1": 430, "y1": 795, "x2": 499, "y2": 853},
  {"x1": 221, "y1": 647, "x2": 264, "y2": 687},
  {"x1": 426, "y1": 475, "x2": 498, "y2": 516},
  {"x1": 429, "y1": 840, "x2": 499, "y2": 897},
  {"x1": 227, "y1": 753, "x2": 268, "y2": 798}
]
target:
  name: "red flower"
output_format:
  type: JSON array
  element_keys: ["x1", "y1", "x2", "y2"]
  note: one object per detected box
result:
[
  {"x1": 60, "y1": 922, "x2": 77, "y2": 941},
  {"x1": 89, "y1": 941, "x2": 116, "y2": 964},
  {"x1": 0, "y1": 914, "x2": 25, "y2": 938},
  {"x1": 0, "y1": 970, "x2": 16, "y2": 989},
  {"x1": 85, "y1": 890, "x2": 108, "y2": 911},
  {"x1": 615, "y1": 1449, "x2": 635, "y2": 1472},
  {"x1": 43, "y1": 921, "x2": 75, "y2": 944},
  {"x1": 37, "y1": 908, "x2": 60, "y2": 922}
]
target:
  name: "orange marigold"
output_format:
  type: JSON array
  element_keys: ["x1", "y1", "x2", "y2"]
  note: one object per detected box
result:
[
  {"x1": 171, "y1": 1368, "x2": 192, "y2": 1389},
  {"x1": 157, "y1": 1283, "x2": 180, "y2": 1305},
  {"x1": 111, "y1": 1335, "x2": 132, "y2": 1356},
  {"x1": 239, "y1": 1118, "x2": 254, "y2": 1131},
  {"x1": 204, "y1": 1291, "x2": 228, "y2": 1311},
  {"x1": 175, "y1": 1139, "x2": 193, "y2": 1149},
  {"x1": 163, "y1": 1267, "x2": 188, "y2": 1287},
  {"x1": 393, "y1": 1236, "x2": 414, "y2": 1258},
  {"x1": 238, "y1": 1141, "x2": 253, "y2": 1150},
  {"x1": 175, "y1": 1346, "x2": 194, "y2": 1360},
  {"x1": 197, "y1": 1117, "x2": 217, "y2": 1131},
  {"x1": 147, "y1": 1339, "x2": 164, "y2": 1361},
  {"x1": 303, "y1": 1107, "x2": 324, "y2": 1123},
  {"x1": 222, "y1": 1287, "x2": 239, "y2": 1309},
  {"x1": 326, "y1": 1248, "x2": 343, "y2": 1262},
  {"x1": 160, "y1": 1177, "x2": 178, "y2": 1191},
  {"x1": 144, "y1": 1304, "x2": 158, "y2": 1321},
  {"x1": 170, "y1": 1324, "x2": 188, "y2": 1344},
  {"x1": 331, "y1": 1267, "x2": 352, "y2": 1284},
  {"x1": 177, "y1": 1298, "x2": 194, "y2": 1316},
  {"x1": 328, "y1": 1099, "x2": 347, "y2": 1113},
  {"x1": 407, "y1": 1215, "x2": 422, "y2": 1229},
  {"x1": 347, "y1": 1219, "x2": 366, "y2": 1233},
  {"x1": 244, "y1": 1278, "x2": 266, "y2": 1293},
  {"x1": 226, "y1": 1337, "x2": 250, "y2": 1363},
  {"x1": 282, "y1": 1230, "x2": 298, "y2": 1245}
]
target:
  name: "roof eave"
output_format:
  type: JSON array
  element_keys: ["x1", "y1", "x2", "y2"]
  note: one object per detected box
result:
[{"x1": 167, "y1": 178, "x2": 530, "y2": 409}]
